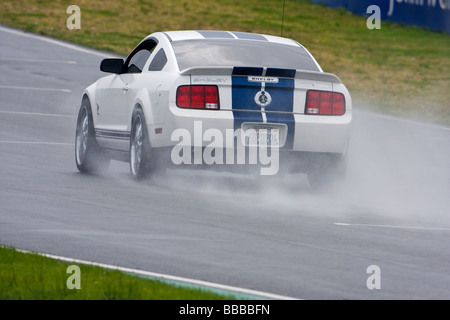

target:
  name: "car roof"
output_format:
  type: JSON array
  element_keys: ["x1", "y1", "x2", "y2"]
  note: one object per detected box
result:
[{"x1": 161, "y1": 30, "x2": 300, "y2": 47}]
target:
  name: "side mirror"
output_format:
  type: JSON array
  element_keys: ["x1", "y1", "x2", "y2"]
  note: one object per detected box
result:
[{"x1": 100, "y1": 58, "x2": 124, "y2": 74}]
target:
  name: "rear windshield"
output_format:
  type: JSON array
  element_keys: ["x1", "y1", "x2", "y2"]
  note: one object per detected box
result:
[{"x1": 171, "y1": 39, "x2": 321, "y2": 72}]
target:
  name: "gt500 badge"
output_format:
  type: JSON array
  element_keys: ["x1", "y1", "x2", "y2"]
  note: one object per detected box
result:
[
  {"x1": 248, "y1": 76, "x2": 279, "y2": 83},
  {"x1": 255, "y1": 91, "x2": 272, "y2": 108}
]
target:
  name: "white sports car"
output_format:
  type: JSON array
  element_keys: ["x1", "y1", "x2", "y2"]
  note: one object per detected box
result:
[{"x1": 75, "y1": 30, "x2": 352, "y2": 187}]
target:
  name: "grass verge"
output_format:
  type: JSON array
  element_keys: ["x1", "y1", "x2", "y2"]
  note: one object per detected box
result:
[
  {"x1": 0, "y1": 246, "x2": 236, "y2": 300},
  {"x1": 0, "y1": 0, "x2": 449, "y2": 125}
]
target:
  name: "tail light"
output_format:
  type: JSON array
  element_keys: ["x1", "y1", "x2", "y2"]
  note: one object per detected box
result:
[
  {"x1": 305, "y1": 90, "x2": 345, "y2": 115},
  {"x1": 177, "y1": 85, "x2": 220, "y2": 110}
]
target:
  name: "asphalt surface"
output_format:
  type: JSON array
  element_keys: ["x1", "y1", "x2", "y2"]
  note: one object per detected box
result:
[{"x1": 1, "y1": 25, "x2": 450, "y2": 300}]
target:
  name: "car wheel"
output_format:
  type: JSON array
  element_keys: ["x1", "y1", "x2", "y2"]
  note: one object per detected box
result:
[
  {"x1": 130, "y1": 108, "x2": 152, "y2": 179},
  {"x1": 75, "y1": 97, "x2": 110, "y2": 173}
]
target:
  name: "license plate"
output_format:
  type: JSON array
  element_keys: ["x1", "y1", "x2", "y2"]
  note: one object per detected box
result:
[{"x1": 244, "y1": 128, "x2": 280, "y2": 147}]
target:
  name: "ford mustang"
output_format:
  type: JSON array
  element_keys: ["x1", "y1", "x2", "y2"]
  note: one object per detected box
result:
[{"x1": 75, "y1": 30, "x2": 352, "y2": 188}]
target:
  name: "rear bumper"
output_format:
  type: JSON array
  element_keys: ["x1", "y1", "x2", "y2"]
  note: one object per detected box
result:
[{"x1": 150, "y1": 106, "x2": 351, "y2": 155}]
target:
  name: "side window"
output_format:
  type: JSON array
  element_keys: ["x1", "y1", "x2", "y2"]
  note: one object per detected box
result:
[
  {"x1": 124, "y1": 40, "x2": 157, "y2": 74},
  {"x1": 148, "y1": 49, "x2": 168, "y2": 71},
  {"x1": 126, "y1": 49, "x2": 151, "y2": 73}
]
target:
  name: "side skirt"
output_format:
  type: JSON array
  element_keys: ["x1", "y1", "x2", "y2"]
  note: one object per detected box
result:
[{"x1": 95, "y1": 129, "x2": 130, "y2": 153}]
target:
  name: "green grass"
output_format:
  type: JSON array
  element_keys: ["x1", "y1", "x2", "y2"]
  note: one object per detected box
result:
[
  {"x1": 0, "y1": 0, "x2": 449, "y2": 125},
  {"x1": 0, "y1": 246, "x2": 236, "y2": 300}
]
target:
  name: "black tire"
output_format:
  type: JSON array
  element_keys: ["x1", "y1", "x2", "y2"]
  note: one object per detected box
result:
[
  {"x1": 75, "y1": 97, "x2": 110, "y2": 173},
  {"x1": 130, "y1": 108, "x2": 153, "y2": 180}
]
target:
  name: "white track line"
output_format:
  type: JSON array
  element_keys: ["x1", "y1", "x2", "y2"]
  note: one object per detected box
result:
[
  {"x1": 16, "y1": 249, "x2": 299, "y2": 300},
  {"x1": 0, "y1": 85, "x2": 71, "y2": 93},
  {"x1": 0, "y1": 58, "x2": 77, "y2": 64},
  {"x1": 334, "y1": 222, "x2": 450, "y2": 232},
  {"x1": 0, "y1": 141, "x2": 73, "y2": 146},
  {"x1": 0, "y1": 110, "x2": 76, "y2": 118}
]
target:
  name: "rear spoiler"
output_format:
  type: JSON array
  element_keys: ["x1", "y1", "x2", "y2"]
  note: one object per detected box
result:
[{"x1": 179, "y1": 66, "x2": 342, "y2": 83}]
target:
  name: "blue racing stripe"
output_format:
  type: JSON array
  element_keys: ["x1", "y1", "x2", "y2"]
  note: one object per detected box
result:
[
  {"x1": 265, "y1": 78, "x2": 295, "y2": 149},
  {"x1": 266, "y1": 68, "x2": 296, "y2": 78},
  {"x1": 265, "y1": 78, "x2": 294, "y2": 112},
  {"x1": 232, "y1": 74, "x2": 263, "y2": 130},
  {"x1": 232, "y1": 67, "x2": 264, "y2": 76},
  {"x1": 231, "y1": 67, "x2": 296, "y2": 150}
]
